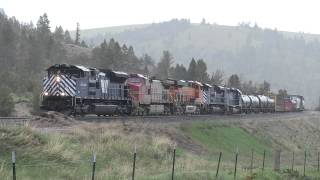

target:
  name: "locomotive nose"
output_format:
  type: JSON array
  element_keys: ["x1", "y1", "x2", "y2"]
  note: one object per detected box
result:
[{"x1": 56, "y1": 76, "x2": 61, "y2": 82}]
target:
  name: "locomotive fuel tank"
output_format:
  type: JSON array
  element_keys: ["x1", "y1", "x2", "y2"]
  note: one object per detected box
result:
[{"x1": 93, "y1": 104, "x2": 118, "y2": 115}]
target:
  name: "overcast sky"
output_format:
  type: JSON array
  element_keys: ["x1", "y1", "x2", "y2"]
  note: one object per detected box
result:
[{"x1": 1, "y1": 0, "x2": 319, "y2": 33}]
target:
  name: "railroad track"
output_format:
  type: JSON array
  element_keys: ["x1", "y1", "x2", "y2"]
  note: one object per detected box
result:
[
  {"x1": 0, "y1": 111, "x2": 309, "y2": 126},
  {"x1": 75, "y1": 111, "x2": 307, "y2": 123},
  {"x1": 0, "y1": 117, "x2": 30, "y2": 126}
]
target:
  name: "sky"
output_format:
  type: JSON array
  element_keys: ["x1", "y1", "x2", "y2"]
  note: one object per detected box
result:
[{"x1": 1, "y1": 0, "x2": 319, "y2": 34}]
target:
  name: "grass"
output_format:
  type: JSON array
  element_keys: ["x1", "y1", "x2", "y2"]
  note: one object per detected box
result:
[{"x1": 0, "y1": 121, "x2": 319, "y2": 179}]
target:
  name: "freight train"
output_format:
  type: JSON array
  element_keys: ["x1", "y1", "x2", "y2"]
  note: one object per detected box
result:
[{"x1": 41, "y1": 64, "x2": 305, "y2": 116}]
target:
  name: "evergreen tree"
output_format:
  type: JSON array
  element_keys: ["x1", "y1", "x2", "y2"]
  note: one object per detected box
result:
[
  {"x1": 171, "y1": 64, "x2": 188, "y2": 80},
  {"x1": 155, "y1": 50, "x2": 174, "y2": 80},
  {"x1": 0, "y1": 86, "x2": 14, "y2": 116},
  {"x1": 80, "y1": 40, "x2": 88, "y2": 47},
  {"x1": 64, "y1": 30, "x2": 73, "y2": 43},
  {"x1": 141, "y1": 53, "x2": 155, "y2": 75},
  {"x1": 228, "y1": 74, "x2": 241, "y2": 88},
  {"x1": 75, "y1": 22, "x2": 80, "y2": 45},
  {"x1": 53, "y1": 26, "x2": 64, "y2": 42},
  {"x1": 196, "y1": 59, "x2": 209, "y2": 82},
  {"x1": 187, "y1": 58, "x2": 197, "y2": 80},
  {"x1": 36, "y1": 13, "x2": 50, "y2": 36}
]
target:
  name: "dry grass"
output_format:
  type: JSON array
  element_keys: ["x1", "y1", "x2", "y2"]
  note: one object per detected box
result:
[{"x1": 1, "y1": 114, "x2": 320, "y2": 179}]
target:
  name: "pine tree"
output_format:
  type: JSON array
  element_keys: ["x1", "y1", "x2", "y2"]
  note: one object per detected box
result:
[
  {"x1": 80, "y1": 40, "x2": 88, "y2": 47},
  {"x1": 228, "y1": 74, "x2": 241, "y2": 88},
  {"x1": 155, "y1": 50, "x2": 174, "y2": 80},
  {"x1": 36, "y1": 13, "x2": 50, "y2": 35},
  {"x1": 171, "y1": 64, "x2": 188, "y2": 80},
  {"x1": 196, "y1": 59, "x2": 209, "y2": 82},
  {"x1": 0, "y1": 85, "x2": 14, "y2": 116},
  {"x1": 75, "y1": 22, "x2": 80, "y2": 45},
  {"x1": 53, "y1": 26, "x2": 64, "y2": 41},
  {"x1": 64, "y1": 30, "x2": 73, "y2": 43},
  {"x1": 187, "y1": 58, "x2": 197, "y2": 80}
]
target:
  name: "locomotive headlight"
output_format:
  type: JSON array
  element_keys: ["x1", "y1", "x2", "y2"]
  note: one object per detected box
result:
[
  {"x1": 44, "y1": 92, "x2": 49, "y2": 96},
  {"x1": 56, "y1": 76, "x2": 61, "y2": 82},
  {"x1": 61, "y1": 92, "x2": 65, "y2": 96}
]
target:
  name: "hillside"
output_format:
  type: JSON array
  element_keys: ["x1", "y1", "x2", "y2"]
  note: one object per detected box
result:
[
  {"x1": 77, "y1": 20, "x2": 320, "y2": 108},
  {"x1": 1, "y1": 112, "x2": 320, "y2": 179}
]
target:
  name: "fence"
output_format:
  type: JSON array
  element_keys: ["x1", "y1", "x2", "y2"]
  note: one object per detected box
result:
[{"x1": 2, "y1": 148, "x2": 320, "y2": 180}]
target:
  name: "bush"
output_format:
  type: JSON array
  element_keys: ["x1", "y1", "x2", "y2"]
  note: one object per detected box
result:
[
  {"x1": 32, "y1": 82, "x2": 42, "y2": 115},
  {"x1": 0, "y1": 86, "x2": 14, "y2": 116}
]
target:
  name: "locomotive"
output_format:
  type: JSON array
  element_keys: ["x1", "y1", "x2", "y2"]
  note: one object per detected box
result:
[
  {"x1": 41, "y1": 64, "x2": 131, "y2": 115},
  {"x1": 41, "y1": 64, "x2": 304, "y2": 116}
]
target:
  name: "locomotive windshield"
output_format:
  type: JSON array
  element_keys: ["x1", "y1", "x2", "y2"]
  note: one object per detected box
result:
[
  {"x1": 128, "y1": 78, "x2": 142, "y2": 83},
  {"x1": 46, "y1": 64, "x2": 90, "y2": 78}
]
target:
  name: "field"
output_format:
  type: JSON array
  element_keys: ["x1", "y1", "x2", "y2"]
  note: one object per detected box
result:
[{"x1": 1, "y1": 111, "x2": 320, "y2": 179}]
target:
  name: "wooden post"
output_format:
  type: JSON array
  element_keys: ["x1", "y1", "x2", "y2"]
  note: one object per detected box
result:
[
  {"x1": 291, "y1": 151, "x2": 294, "y2": 171},
  {"x1": 234, "y1": 152, "x2": 238, "y2": 180},
  {"x1": 132, "y1": 145, "x2": 136, "y2": 180},
  {"x1": 303, "y1": 151, "x2": 306, "y2": 177},
  {"x1": 12, "y1": 151, "x2": 16, "y2": 180},
  {"x1": 262, "y1": 150, "x2": 265, "y2": 175},
  {"x1": 250, "y1": 149, "x2": 254, "y2": 175},
  {"x1": 91, "y1": 154, "x2": 96, "y2": 180},
  {"x1": 171, "y1": 147, "x2": 176, "y2": 180},
  {"x1": 274, "y1": 150, "x2": 281, "y2": 172},
  {"x1": 216, "y1": 152, "x2": 222, "y2": 178},
  {"x1": 318, "y1": 152, "x2": 320, "y2": 172}
]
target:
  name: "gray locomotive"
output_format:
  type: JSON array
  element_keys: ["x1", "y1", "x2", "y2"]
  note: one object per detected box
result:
[{"x1": 41, "y1": 64, "x2": 132, "y2": 115}]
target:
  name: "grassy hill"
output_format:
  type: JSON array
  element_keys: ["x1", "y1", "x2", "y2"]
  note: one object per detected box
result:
[
  {"x1": 76, "y1": 20, "x2": 320, "y2": 108},
  {"x1": 1, "y1": 112, "x2": 320, "y2": 179}
]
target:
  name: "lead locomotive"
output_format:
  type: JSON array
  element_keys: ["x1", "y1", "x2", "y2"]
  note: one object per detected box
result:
[{"x1": 41, "y1": 64, "x2": 132, "y2": 115}]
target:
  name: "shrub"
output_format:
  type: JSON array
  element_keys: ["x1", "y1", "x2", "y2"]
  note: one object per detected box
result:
[{"x1": 0, "y1": 85, "x2": 14, "y2": 116}]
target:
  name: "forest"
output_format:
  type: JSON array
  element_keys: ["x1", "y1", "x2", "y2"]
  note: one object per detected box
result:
[{"x1": 0, "y1": 12, "x2": 284, "y2": 115}]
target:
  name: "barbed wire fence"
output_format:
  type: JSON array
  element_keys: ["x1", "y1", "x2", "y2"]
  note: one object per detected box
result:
[{"x1": 1, "y1": 148, "x2": 320, "y2": 180}]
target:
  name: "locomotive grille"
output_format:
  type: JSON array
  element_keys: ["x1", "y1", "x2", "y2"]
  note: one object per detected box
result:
[{"x1": 43, "y1": 74, "x2": 76, "y2": 96}]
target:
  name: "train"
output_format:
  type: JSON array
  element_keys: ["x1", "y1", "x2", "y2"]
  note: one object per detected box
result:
[{"x1": 41, "y1": 64, "x2": 305, "y2": 116}]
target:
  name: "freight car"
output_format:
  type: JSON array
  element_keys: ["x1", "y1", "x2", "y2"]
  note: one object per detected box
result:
[{"x1": 41, "y1": 64, "x2": 304, "y2": 116}]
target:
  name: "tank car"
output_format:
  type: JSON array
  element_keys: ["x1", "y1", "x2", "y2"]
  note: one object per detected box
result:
[{"x1": 241, "y1": 95, "x2": 251, "y2": 113}]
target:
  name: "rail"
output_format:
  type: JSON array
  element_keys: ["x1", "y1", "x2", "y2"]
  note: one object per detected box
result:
[{"x1": 0, "y1": 117, "x2": 30, "y2": 126}]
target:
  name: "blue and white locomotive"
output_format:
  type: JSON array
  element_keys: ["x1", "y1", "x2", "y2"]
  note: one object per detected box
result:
[{"x1": 41, "y1": 64, "x2": 132, "y2": 115}]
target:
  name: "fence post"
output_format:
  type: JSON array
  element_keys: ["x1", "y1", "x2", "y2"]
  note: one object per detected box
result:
[
  {"x1": 303, "y1": 150, "x2": 306, "y2": 177},
  {"x1": 171, "y1": 147, "x2": 176, "y2": 180},
  {"x1": 234, "y1": 152, "x2": 238, "y2": 180},
  {"x1": 318, "y1": 152, "x2": 320, "y2": 172},
  {"x1": 262, "y1": 150, "x2": 265, "y2": 175},
  {"x1": 274, "y1": 150, "x2": 281, "y2": 172},
  {"x1": 250, "y1": 149, "x2": 254, "y2": 175},
  {"x1": 12, "y1": 151, "x2": 16, "y2": 180},
  {"x1": 132, "y1": 145, "x2": 136, "y2": 180},
  {"x1": 216, "y1": 152, "x2": 222, "y2": 178},
  {"x1": 291, "y1": 151, "x2": 294, "y2": 172},
  {"x1": 91, "y1": 154, "x2": 96, "y2": 180}
]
